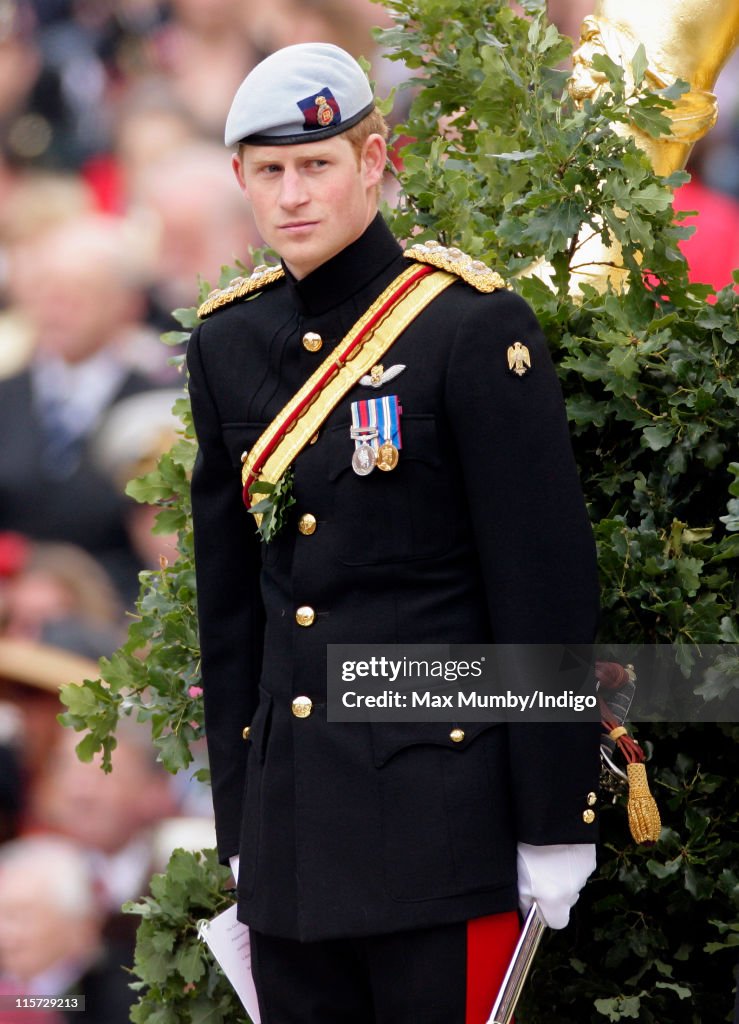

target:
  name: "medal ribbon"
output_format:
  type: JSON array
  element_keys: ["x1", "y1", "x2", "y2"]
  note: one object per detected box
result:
[
  {"x1": 381, "y1": 394, "x2": 402, "y2": 448},
  {"x1": 350, "y1": 396, "x2": 402, "y2": 451},
  {"x1": 242, "y1": 265, "x2": 455, "y2": 517}
]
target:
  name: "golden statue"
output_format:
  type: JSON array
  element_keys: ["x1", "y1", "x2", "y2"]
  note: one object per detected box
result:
[
  {"x1": 570, "y1": 0, "x2": 739, "y2": 177},
  {"x1": 546, "y1": 0, "x2": 739, "y2": 292}
]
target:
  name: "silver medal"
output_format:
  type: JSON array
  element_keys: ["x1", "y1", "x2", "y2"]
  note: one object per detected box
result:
[{"x1": 352, "y1": 443, "x2": 377, "y2": 476}]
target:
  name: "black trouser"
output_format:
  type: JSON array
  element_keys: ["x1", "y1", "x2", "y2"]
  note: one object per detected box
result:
[{"x1": 250, "y1": 912, "x2": 520, "y2": 1024}]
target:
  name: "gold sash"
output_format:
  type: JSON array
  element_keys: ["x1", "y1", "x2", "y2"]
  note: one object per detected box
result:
[{"x1": 242, "y1": 264, "x2": 455, "y2": 519}]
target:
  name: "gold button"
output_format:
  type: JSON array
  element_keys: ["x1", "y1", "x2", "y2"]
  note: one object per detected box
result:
[
  {"x1": 291, "y1": 696, "x2": 313, "y2": 718},
  {"x1": 302, "y1": 332, "x2": 323, "y2": 352},
  {"x1": 242, "y1": 726, "x2": 251, "y2": 741},
  {"x1": 309, "y1": 432, "x2": 320, "y2": 445},
  {"x1": 298, "y1": 514, "x2": 317, "y2": 536},
  {"x1": 583, "y1": 809, "x2": 596, "y2": 824},
  {"x1": 450, "y1": 728, "x2": 465, "y2": 743},
  {"x1": 295, "y1": 605, "x2": 315, "y2": 627},
  {"x1": 587, "y1": 792, "x2": 597, "y2": 807},
  {"x1": 240, "y1": 450, "x2": 248, "y2": 463}
]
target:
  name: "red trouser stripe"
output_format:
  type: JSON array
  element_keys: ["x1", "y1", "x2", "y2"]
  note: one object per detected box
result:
[{"x1": 466, "y1": 911, "x2": 521, "y2": 1024}]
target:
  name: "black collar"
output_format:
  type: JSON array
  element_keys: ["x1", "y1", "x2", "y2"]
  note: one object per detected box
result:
[{"x1": 283, "y1": 214, "x2": 403, "y2": 317}]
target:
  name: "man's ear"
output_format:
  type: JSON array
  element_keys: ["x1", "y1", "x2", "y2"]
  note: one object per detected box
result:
[
  {"x1": 232, "y1": 151, "x2": 249, "y2": 198},
  {"x1": 362, "y1": 133, "x2": 387, "y2": 190}
]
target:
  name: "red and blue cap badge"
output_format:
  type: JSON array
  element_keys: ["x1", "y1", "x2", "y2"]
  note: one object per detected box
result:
[{"x1": 298, "y1": 89, "x2": 341, "y2": 132}]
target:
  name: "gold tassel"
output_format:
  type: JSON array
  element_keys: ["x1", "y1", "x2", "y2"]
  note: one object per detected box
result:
[{"x1": 626, "y1": 762, "x2": 662, "y2": 843}]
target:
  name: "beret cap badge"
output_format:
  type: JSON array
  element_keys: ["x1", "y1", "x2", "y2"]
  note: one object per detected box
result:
[{"x1": 299, "y1": 89, "x2": 341, "y2": 132}]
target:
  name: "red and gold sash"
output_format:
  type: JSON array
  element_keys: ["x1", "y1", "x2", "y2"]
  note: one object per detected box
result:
[{"x1": 242, "y1": 264, "x2": 455, "y2": 518}]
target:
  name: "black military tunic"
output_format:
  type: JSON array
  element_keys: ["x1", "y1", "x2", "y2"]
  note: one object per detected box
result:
[{"x1": 187, "y1": 214, "x2": 600, "y2": 942}]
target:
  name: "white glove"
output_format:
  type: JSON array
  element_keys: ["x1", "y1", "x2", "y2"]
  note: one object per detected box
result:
[
  {"x1": 516, "y1": 842, "x2": 596, "y2": 929},
  {"x1": 229, "y1": 855, "x2": 240, "y2": 885}
]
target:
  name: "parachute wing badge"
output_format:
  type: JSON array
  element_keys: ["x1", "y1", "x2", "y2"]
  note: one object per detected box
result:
[{"x1": 506, "y1": 340, "x2": 531, "y2": 377}]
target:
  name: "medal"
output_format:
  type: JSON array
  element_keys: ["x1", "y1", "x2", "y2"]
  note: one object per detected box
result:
[
  {"x1": 350, "y1": 424, "x2": 378, "y2": 475},
  {"x1": 349, "y1": 395, "x2": 403, "y2": 476},
  {"x1": 352, "y1": 443, "x2": 377, "y2": 475},
  {"x1": 376, "y1": 440, "x2": 399, "y2": 471}
]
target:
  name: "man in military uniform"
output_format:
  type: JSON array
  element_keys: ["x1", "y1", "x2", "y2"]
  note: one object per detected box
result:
[{"x1": 188, "y1": 42, "x2": 601, "y2": 1024}]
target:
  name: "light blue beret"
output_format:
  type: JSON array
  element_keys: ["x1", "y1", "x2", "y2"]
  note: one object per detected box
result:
[{"x1": 224, "y1": 42, "x2": 375, "y2": 147}]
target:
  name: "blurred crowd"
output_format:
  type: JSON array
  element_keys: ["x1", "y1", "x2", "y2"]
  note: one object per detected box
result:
[{"x1": 0, "y1": 0, "x2": 737, "y2": 1020}]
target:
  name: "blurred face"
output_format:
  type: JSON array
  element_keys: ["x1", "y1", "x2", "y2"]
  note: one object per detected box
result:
[
  {"x1": 2, "y1": 570, "x2": 76, "y2": 640},
  {"x1": 0, "y1": 866, "x2": 96, "y2": 980},
  {"x1": 31, "y1": 260, "x2": 131, "y2": 364},
  {"x1": 31, "y1": 732, "x2": 176, "y2": 854},
  {"x1": 233, "y1": 132, "x2": 386, "y2": 280}
]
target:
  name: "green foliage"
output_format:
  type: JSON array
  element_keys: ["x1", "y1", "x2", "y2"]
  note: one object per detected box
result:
[
  {"x1": 58, "y1": 0, "x2": 737, "y2": 1019},
  {"x1": 379, "y1": 0, "x2": 737, "y2": 649},
  {"x1": 381, "y1": 0, "x2": 688, "y2": 285},
  {"x1": 124, "y1": 849, "x2": 250, "y2": 1024},
  {"x1": 248, "y1": 469, "x2": 296, "y2": 543},
  {"x1": 520, "y1": 725, "x2": 739, "y2": 1023},
  {"x1": 58, "y1": 346, "x2": 203, "y2": 777}
]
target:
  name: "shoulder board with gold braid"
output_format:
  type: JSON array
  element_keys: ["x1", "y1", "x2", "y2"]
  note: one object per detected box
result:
[
  {"x1": 197, "y1": 264, "x2": 285, "y2": 319},
  {"x1": 403, "y1": 240, "x2": 509, "y2": 293}
]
